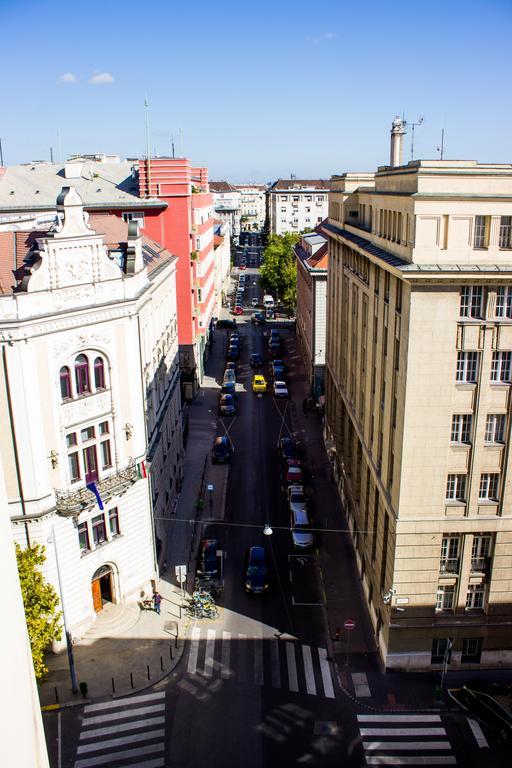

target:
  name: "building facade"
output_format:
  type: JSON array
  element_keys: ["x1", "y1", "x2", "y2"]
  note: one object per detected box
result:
[
  {"x1": 213, "y1": 218, "x2": 232, "y2": 313},
  {"x1": 294, "y1": 230, "x2": 328, "y2": 396},
  {"x1": 325, "y1": 153, "x2": 512, "y2": 671},
  {"x1": 267, "y1": 179, "x2": 330, "y2": 235},
  {"x1": 235, "y1": 184, "x2": 266, "y2": 231},
  {"x1": 210, "y1": 181, "x2": 241, "y2": 242},
  {"x1": 0, "y1": 188, "x2": 182, "y2": 638}
]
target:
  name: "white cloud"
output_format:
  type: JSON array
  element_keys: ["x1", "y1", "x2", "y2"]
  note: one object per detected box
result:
[
  {"x1": 311, "y1": 32, "x2": 338, "y2": 44},
  {"x1": 88, "y1": 72, "x2": 115, "y2": 85},
  {"x1": 58, "y1": 72, "x2": 77, "y2": 83}
]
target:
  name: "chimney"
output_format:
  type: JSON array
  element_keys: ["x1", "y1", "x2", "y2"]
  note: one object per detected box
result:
[{"x1": 390, "y1": 117, "x2": 406, "y2": 167}]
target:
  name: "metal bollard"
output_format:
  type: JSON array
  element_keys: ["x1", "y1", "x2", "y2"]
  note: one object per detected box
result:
[
  {"x1": 54, "y1": 687, "x2": 59, "y2": 704},
  {"x1": 130, "y1": 672, "x2": 134, "y2": 689},
  {"x1": 160, "y1": 656, "x2": 164, "y2": 671},
  {"x1": 147, "y1": 665, "x2": 150, "y2": 680},
  {"x1": 111, "y1": 678, "x2": 115, "y2": 694},
  {"x1": 170, "y1": 645, "x2": 174, "y2": 660}
]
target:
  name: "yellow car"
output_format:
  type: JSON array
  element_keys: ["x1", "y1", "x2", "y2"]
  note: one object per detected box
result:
[{"x1": 252, "y1": 374, "x2": 267, "y2": 393}]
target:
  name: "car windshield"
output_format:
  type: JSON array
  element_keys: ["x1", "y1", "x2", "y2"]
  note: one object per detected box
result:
[
  {"x1": 290, "y1": 493, "x2": 305, "y2": 504},
  {"x1": 294, "y1": 523, "x2": 311, "y2": 531}
]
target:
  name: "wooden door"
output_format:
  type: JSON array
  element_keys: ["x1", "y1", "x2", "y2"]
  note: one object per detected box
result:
[{"x1": 91, "y1": 579, "x2": 103, "y2": 612}]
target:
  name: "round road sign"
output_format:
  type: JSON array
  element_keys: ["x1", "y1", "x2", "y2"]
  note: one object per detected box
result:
[{"x1": 344, "y1": 619, "x2": 356, "y2": 631}]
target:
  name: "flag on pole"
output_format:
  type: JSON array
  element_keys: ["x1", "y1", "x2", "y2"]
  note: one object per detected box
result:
[
  {"x1": 137, "y1": 461, "x2": 147, "y2": 479},
  {"x1": 86, "y1": 482, "x2": 104, "y2": 510}
]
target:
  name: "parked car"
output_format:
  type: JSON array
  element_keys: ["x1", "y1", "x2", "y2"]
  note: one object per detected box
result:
[
  {"x1": 219, "y1": 394, "x2": 237, "y2": 416},
  {"x1": 274, "y1": 381, "x2": 289, "y2": 398},
  {"x1": 198, "y1": 538, "x2": 219, "y2": 576},
  {"x1": 221, "y1": 381, "x2": 237, "y2": 397},
  {"x1": 251, "y1": 312, "x2": 266, "y2": 325},
  {"x1": 239, "y1": 263, "x2": 247, "y2": 270},
  {"x1": 225, "y1": 361, "x2": 237, "y2": 374},
  {"x1": 269, "y1": 343, "x2": 281, "y2": 359},
  {"x1": 233, "y1": 305, "x2": 244, "y2": 315},
  {"x1": 212, "y1": 436, "x2": 233, "y2": 464},
  {"x1": 270, "y1": 329, "x2": 280, "y2": 340},
  {"x1": 271, "y1": 364, "x2": 285, "y2": 381},
  {"x1": 223, "y1": 369, "x2": 236, "y2": 384},
  {"x1": 288, "y1": 485, "x2": 313, "y2": 549},
  {"x1": 272, "y1": 358, "x2": 285, "y2": 372},
  {"x1": 244, "y1": 546, "x2": 270, "y2": 594},
  {"x1": 279, "y1": 436, "x2": 299, "y2": 461},
  {"x1": 252, "y1": 374, "x2": 267, "y2": 393},
  {"x1": 283, "y1": 459, "x2": 303, "y2": 485},
  {"x1": 251, "y1": 297, "x2": 259, "y2": 307},
  {"x1": 217, "y1": 319, "x2": 236, "y2": 329},
  {"x1": 250, "y1": 353, "x2": 263, "y2": 368},
  {"x1": 227, "y1": 345, "x2": 240, "y2": 361}
]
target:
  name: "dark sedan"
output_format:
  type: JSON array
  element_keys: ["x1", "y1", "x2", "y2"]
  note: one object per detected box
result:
[
  {"x1": 244, "y1": 546, "x2": 270, "y2": 594},
  {"x1": 219, "y1": 394, "x2": 237, "y2": 416},
  {"x1": 250, "y1": 353, "x2": 263, "y2": 368}
]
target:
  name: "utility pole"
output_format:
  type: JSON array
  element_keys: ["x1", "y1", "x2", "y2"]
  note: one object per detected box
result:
[
  {"x1": 437, "y1": 128, "x2": 445, "y2": 160},
  {"x1": 50, "y1": 147, "x2": 54, "y2": 163}
]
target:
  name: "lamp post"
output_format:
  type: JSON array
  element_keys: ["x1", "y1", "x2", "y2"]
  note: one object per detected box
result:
[
  {"x1": 48, "y1": 523, "x2": 79, "y2": 694},
  {"x1": 207, "y1": 483, "x2": 214, "y2": 520}
]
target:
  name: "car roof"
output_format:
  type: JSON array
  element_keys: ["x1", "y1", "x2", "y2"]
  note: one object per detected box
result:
[
  {"x1": 288, "y1": 484, "x2": 304, "y2": 493},
  {"x1": 275, "y1": 381, "x2": 287, "y2": 386},
  {"x1": 248, "y1": 546, "x2": 265, "y2": 560}
]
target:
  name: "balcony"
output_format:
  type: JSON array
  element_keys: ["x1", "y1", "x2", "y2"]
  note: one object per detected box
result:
[
  {"x1": 55, "y1": 460, "x2": 138, "y2": 518},
  {"x1": 439, "y1": 557, "x2": 460, "y2": 575},
  {"x1": 470, "y1": 557, "x2": 491, "y2": 574}
]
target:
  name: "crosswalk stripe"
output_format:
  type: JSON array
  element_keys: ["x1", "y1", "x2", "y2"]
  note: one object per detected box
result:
[
  {"x1": 74, "y1": 742, "x2": 164, "y2": 768},
  {"x1": 221, "y1": 631, "x2": 231, "y2": 679},
  {"x1": 204, "y1": 629, "x2": 216, "y2": 678},
  {"x1": 187, "y1": 626, "x2": 201, "y2": 674},
  {"x1": 76, "y1": 730, "x2": 164, "y2": 754},
  {"x1": 467, "y1": 717, "x2": 488, "y2": 748},
  {"x1": 363, "y1": 741, "x2": 451, "y2": 752},
  {"x1": 286, "y1": 642, "x2": 299, "y2": 692},
  {"x1": 254, "y1": 637, "x2": 264, "y2": 686},
  {"x1": 318, "y1": 648, "x2": 335, "y2": 698},
  {"x1": 360, "y1": 728, "x2": 446, "y2": 737},
  {"x1": 79, "y1": 716, "x2": 165, "y2": 740},
  {"x1": 81, "y1": 704, "x2": 164, "y2": 726},
  {"x1": 302, "y1": 645, "x2": 316, "y2": 695},
  {"x1": 270, "y1": 638, "x2": 281, "y2": 688},
  {"x1": 358, "y1": 715, "x2": 441, "y2": 723},
  {"x1": 83, "y1": 691, "x2": 165, "y2": 713},
  {"x1": 238, "y1": 633, "x2": 247, "y2": 683},
  {"x1": 365, "y1": 758, "x2": 456, "y2": 766}
]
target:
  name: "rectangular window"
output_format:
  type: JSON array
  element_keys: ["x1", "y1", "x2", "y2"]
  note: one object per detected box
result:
[
  {"x1": 92, "y1": 513, "x2": 107, "y2": 546},
  {"x1": 473, "y1": 216, "x2": 487, "y2": 248},
  {"x1": 99, "y1": 421, "x2": 109, "y2": 436},
  {"x1": 496, "y1": 286, "x2": 512, "y2": 318},
  {"x1": 396, "y1": 280, "x2": 402, "y2": 313},
  {"x1": 461, "y1": 637, "x2": 482, "y2": 663},
  {"x1": 471, "y1": 535, "x2": 492, "y2": 572},
  {"x1": 440, "y1": 536, "x2": 460, "y2": 573},
  {"x1": 100, "y1": 440, "x2": 112, "y2": 470},
  {"x1": 81, "y1": 426, "x2": 95, "y2": 442},
  {"x1": 479, "y1": 472, "x2": 499, "y2": 501},
  {"x1": 83, "y1": 445, "x2": 99, "y2": 483},
  {"x1": 384, "y1": 272, "x2": 390, "y2": 303},
  {"x1": 78, "y1": 522, "x2": 90, "y2": 553},
  {"x1": 66, "y1": 432, "x2": 77, "y2": 448},
  {"x1": 484, "y1": 414, "x2": 505, "y2": 443},
  {"x1": 450, "y1": 414, "x2": 472, "y2": 444},
  {"x1": 499, "y1": 216, "x2": 512, "y2": 249},
  {"x1": 108, "y1": 507, "x2": 120, "y2": 537},
  {"x1": 460, "y1": 286, "x2": 483, "y2": 318},
  {"x1": 456, "y1": 351, "x2": 479, "y2": 383},
  {"x1": 68, "y1": 452, "x2": 80, "y2": 483},
  {"x1": 431, "y1": 638, "x2": 452, "y2": 665},
  {"x1": 446, "y1": 474, "x2": 466, "y2": 502},
  {"x1": 490, "y1": 351, "x2": 512, "y2": 383},
  {"x1": 466, "y1": 584, "x2": 485, "y2": 610},
  {"x1": 436, "y1": 585, "x2": 455, "y2": 612}
]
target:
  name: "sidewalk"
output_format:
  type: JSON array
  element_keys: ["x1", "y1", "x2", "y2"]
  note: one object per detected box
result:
[{"x1": 40, "y1": 328, "x2": 229, "y2": 709}]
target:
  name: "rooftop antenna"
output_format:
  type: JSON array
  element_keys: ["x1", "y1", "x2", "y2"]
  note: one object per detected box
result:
[
  {"x1": 144, "y1": 96, "x2": 151, "y2": 197},
  {"x1": 171, "y1": 134, "x2": 175, "y2": 158},
  {"x1": 179, "y1": 128, "x2": 183, "y2": 158},
  {"x1": 404, "y1": 116, "x2": 424, "y2": 160},
  {"x1": 437, "y1": 128, "x2": 445, "y2": 160},
  {"x1": 50, "y1": 147, "x2": 54, "y2": 163},
  {"x1": 0, "y1": 138, "x2": 3, "y2": 166}
]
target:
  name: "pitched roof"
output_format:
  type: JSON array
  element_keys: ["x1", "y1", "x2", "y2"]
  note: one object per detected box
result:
[
  {"x1": 269, "y1": 179, "x2": 332, "y2": 192},
  {"x1": 209, "y1": 181, "x2": 239, "y2": 193},
  {"x1": 0, "y1": 161, "x2": 165, "y2": 213},
  {"x1": 141, "y1": 235, "x2": 176, "y2": 276}
]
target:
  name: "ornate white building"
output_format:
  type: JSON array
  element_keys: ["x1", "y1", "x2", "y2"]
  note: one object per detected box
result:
[
  {"x1": 0, "y1": 187, "x2": 182, "y2": 638},
  {"x1": 235, "y1": 185, "x2": 267, "y2": 231}
]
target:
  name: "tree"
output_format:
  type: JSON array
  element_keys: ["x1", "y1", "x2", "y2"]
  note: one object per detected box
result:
[
  {"x1": 16, "y1": 542, "x2": 62, "y2": 681},
  {"x1": 260, "y1": 232, "x2": 300, "y2": 310}
]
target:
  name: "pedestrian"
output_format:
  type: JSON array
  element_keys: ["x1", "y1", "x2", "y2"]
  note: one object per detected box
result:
[
  {"x1": 302, "y1": 397, "x2": 308, "y2": 415},
  {"x1": 153, "y1": 590, "x2": 162, "y2": 615}
]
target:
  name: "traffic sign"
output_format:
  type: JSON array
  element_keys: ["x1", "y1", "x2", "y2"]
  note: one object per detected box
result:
[
  {"x1": 344, "y1": 619, "x2": 356, "y2": 631},
  {"x1": 175, "y1": 564, "x2": 187, "y2": 583}
]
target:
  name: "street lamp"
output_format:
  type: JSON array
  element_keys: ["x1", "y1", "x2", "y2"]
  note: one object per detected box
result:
[
  {"x1": 263, "y1": 523, "x2": 273, "y2": 536},
  {"x1": 207, "y1": 483, "x2": 214, "y2": 520}
]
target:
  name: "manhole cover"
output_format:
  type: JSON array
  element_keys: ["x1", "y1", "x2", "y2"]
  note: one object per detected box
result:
[{"x1": 313, "y1": 721, "x2": 340, "y2": 736}]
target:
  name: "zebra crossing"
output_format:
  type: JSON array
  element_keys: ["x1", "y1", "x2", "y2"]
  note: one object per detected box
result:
[
  {"x1": 74, "y1": 691, "x2": 166, "y2": 768},
  {"x1": 185, "y1": 626, "x2": 335, "y2": 698},
  {"x1": 357, "y1": 713, "x2": 457, "y2": 766}
]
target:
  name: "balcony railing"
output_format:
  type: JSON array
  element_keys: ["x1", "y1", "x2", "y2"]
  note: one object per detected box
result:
[
  {"x1": 470, "y1": 556, "x2": 491, "y2": 574},
  {"x1": 439, "y1": 557, "x2": 460, "y2": 574},
  {"x1": 55, "y1": 460, "x2": 138, "y2": 518}
]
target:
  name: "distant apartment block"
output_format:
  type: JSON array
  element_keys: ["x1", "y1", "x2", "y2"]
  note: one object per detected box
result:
[
  {"x1": 267, "y1": 179, "x2": 330, "y2": 235},
  {"x1": 210, "y1": 181, "x2": 241, "y2": 241},
  {"x1": 235, "y1": 184, "x2": 266, "y2": 231}
]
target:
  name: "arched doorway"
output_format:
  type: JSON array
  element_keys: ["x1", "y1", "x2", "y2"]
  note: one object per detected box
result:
[{"x1": 91, "y1": 564, "x2": 115, "y2": 613}]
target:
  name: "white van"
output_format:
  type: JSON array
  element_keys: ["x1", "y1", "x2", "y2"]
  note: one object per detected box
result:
[{"x1": 263, "y1": 294, "x2": 274, "y2": 309}]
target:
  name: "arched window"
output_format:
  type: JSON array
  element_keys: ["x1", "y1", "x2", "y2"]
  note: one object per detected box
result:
[
  {"x1": 75, "y1": 354, "x2": 90, "y2": 395},
  {"x1": 60, "y1": 366, "x2": 72, "y2": 400},
  {"x1": 94, "y1": 357, "x2": 106, "y2": 390}
]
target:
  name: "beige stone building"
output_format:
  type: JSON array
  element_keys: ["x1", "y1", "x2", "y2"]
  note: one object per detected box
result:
[{"x1": 325, "y1": 137, "x2": 512, "y2": 670}]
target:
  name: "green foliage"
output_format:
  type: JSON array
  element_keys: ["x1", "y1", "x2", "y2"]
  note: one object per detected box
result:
[
  {"x1": 260, "y1": 233, "x2": 300, "y2": 310},
  {"x1": 16, "y1": 543, "x2": 62, "y2": 681}
]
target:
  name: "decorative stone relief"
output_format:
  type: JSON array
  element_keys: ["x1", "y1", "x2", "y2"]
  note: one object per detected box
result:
[{"x1": 60, "y1": 392, "x2": 112, "y2": 427}]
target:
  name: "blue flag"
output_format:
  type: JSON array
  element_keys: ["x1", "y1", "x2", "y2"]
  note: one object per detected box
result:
[{"x1": 87, "y1": 482, "x2": 104, "y2": 510}]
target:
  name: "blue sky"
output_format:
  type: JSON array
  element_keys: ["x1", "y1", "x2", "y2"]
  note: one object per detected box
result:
[{"x1": 1, "y1": 0, "x2": 511, "y2": 182}]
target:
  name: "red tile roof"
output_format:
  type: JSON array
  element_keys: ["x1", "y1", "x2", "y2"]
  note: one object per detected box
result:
[{"x1": 209, "y1": 181, "x2": 238, "y2": 193}]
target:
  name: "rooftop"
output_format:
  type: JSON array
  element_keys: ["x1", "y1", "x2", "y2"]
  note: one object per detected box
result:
[{"x1": 269, "y1": 179, "x2": 332, "y2": 192}]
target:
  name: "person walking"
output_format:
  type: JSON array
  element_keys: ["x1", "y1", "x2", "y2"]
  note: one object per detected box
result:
[{"x1": 153, "y1": 590, "x2": 162, "y2": 615}]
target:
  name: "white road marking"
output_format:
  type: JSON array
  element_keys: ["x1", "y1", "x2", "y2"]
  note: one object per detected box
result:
[
  {"x1": 360, "y1": 728, "x2": 446, "y2": 737},
  {"x1": 83, "y1": 691, "x2": 165, "y2": 713},
  {"x1": 221, "y1": 631, "x2": 231, "y2": 679},
  {"x1": 238, "y1": 633, "x2": 247, "y2": 682},
  {"x1": 79, "y1": 717, "x2": 165, "y2": 739},
  {"x1": 467, "y1": 717, "x2": 489, "y2": 748},
  {"x1": 81, "y1": 704, "x2": 165, "y2": 726},
  {"x1": 74, "y1": 743, "x2": 164, "y2": 768},
  {"x1": 187, "y1": 626, "x2": 201, "y2": 674},
  {"x1": 254, "y1": 637, "x2": 264, "y2": 685},
  {"x1": 271, "y1": 638, "x2": 281, "y2": 688},
  {"x1": 365, "y1": 759, "x2": 456, "y2": 766},
  {"x1": 286, "y1": 642, "x2": 299, "y2": 692},
  {"x1": 352, "y1": 671, "x2": 371, "y2": 697},
  {"x1": 302, "y1": 645, "x2": 316, "y2": 695},
  {"x1": 318, "y1": 647, "x2": 335, "y2": 698},
  {"x1": 76, "y1": 730, "x2": 165, "y2": 754},
  {"x1": 358, "y1": 715, "x2": 441, "y2": 722},
  {"x1": 204, "y1": 628, "x2": 216, "y2": 677},
  {"x1": 363, "y1": 741, "x2": 451, "y2": 751}
]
